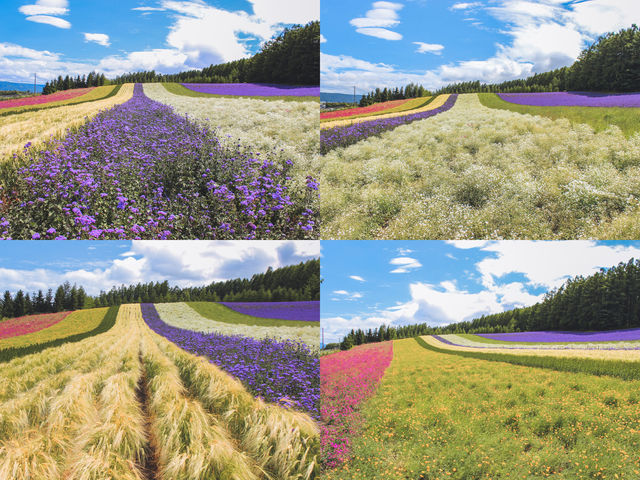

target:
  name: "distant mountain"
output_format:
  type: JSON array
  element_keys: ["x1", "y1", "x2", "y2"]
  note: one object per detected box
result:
[
  {"x1": 321, "y1": 92, "x2": 363, "y2": 103},
  {"x1": 0, "y1": 81, "x2": 44, "y2": 93}
]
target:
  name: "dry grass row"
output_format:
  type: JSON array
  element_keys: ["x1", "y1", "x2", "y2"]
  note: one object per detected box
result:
[{"x1": 0, "y1": 303, "x2": 318, "y2": 480}]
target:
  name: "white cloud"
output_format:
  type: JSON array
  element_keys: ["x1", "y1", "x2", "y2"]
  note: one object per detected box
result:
[
  {"x1": 24, "y1": 15, "x2": 71, "y2": 29},
  {"x1": 349, "y1": 275, "x2": 366, "y2": 282},
  {"x1": 19, "y1": 0, "x2": 68, "y2": 16},
  {"x1": 351, "y1": 1, "x2": 403, "y2": 40},
  {"x1": 356, "y1": 27, "x2": 402, "y2": 40},
  {"x1": 0, "y1": 241, "x2": 319, "y2": 296},
  {"x1": 398, "y1": 248, "x2": 414, "y2": 255},
  {"x1": 248, "y1": 0, "x2": 319, "y2": 25},
  {"x1": 84, "y1": 33, "x2": 111, "y2": 47},
  {"x1": 389, "y1": 256, "x2": 422, "y2": 274},
  {"x1": 332, "y1": 289, "x2": 363, "y2": 301},
  {"x1": 451, "y1": 2, "x2": 482, "y2": 10},
  {"x1": 320, "y1": 34, "x2": 327, "y2": 43},
  {"x1": 132, "y1": 6, "x2": 166, "y2": 11},
  {"x1": 414, "y1": 42, "x2": 444, "y2": 55}
]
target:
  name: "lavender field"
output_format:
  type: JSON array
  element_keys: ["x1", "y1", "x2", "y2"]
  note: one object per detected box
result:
[
  {"x1": 0, "y1": 84, "x2": 318, "y2": 240},
  {"x1": 221, "y1": 300, "x2": 320, "y2": 322},
  {"x1": 498, "y1": 91, "x2": 640, "y2": 107},
  {"x1": 477, "y1": 327, "x2": 640, "y2": 343},
  {"x1": 140, "y1": 303, "x2": 319, "y2": 417},
  {"x1": 182, "y1": 83, "x2": 320, "y2": 97}
]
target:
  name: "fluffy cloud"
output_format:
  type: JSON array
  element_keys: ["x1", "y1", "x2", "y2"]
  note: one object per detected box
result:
[
  {"x1": 389, "y1": 257, "x2": 423, "y2": 274},
  {"x1": 0, "y1": 241, "x2": 319, "y2": 296},
  {"x1": 20, "y1": 0, "x2": 70, "y2": 28},
  {"x1": 84, "y1": 33, "x2": 111, "y2": 47},
  {"x1": 349, "y1": 275, "x2": 366, "y2": 282},
  {"x1": 351, "y1": 1, "x2": 403, "y2": 40},
  {"x1": 450, "y1": 2, "x2": 482, "y2": 10},
  {"x1": 414, "y1": 42, "x2": 444, "y2": 55}
]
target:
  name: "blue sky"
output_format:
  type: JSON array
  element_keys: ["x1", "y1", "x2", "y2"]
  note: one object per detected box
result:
[
  {"x1": 321, "y1": 240, "x2": 640, "y2": 343},
  {"x1": 0, "y1": 240, "x2": 319, "y2": 295},
  {"x1": 321, "y1": 0, "x2": 640, "y2": 93},
  {"x1": 1, "y1": 0, "x2": 319, "y2": 84}
]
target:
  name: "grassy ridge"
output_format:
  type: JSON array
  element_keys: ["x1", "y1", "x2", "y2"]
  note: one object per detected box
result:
[
  {"x1": 325, "y1": 337, "x2": 640, "y2": 480},
  {"x1": 416, "y1": 336, "x2": 640, "y2": 381},
  {"x1": 186, "y1": 301, "x2": 313, "y2": 328},
  {"x1": 162, "y1": 82, "x2": 318, "y2": 103},
  {"x1": 0, "y1": 306, "x2": 118, "y2": 363},
  {"x1": 0, "y1": 85, "x2": 121, "y2": 118},
  {"x1": 478, "y1": 92, "x2": 640, "y2": 137}
]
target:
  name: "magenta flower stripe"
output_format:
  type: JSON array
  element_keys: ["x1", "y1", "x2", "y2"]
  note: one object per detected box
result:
[
  {"x1": 320, "y1": 341, "x2": 393, "y2": 468},
  {"x1": 0, "y1": 311, "x2": 71, "y2": 340},
  {"x1": 0, "y1": 88, "x2": 95, "y2": 110}
]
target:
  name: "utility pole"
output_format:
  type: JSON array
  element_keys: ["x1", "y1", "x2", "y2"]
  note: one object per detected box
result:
[
  {"x1": 321, "y1": 327, "x2": 324, "y2": 349},
  {"x1": 353, "y1": 86, "x2": 356, "y2": 105},
  {"x1": 34, "y1": 73, "x2": 37, "y2": 95}
]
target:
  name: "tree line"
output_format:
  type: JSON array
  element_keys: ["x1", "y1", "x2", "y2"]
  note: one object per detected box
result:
[
  {"x1": 0, "y1": 259, "x2": 319, "y2": 319},
  {"x1": 334, "y1": 258, "x2": 640, "y2": 350},
  {"x1": 112, "y1": 22, "x2": 319, "y2": 86},
  {"x1": 357, "y1": 24, "x2": 640, "y2": 103},
  {"x1": 358, "y1": 83, "x2": 433, "y2": 107},
  {"x1": 42, "y1": 71, "x2": 107, "y2": 95}
]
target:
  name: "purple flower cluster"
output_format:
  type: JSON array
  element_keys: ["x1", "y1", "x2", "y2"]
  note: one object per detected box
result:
[
  {"x1": 478, "y1": 328, "x2": 640, "y2": 343},
  {"x1": 140, "y1": 303, "x2": 319, "y2": 417},
  {"x1": 182, "y1": 83, "x2": 320, "y2": 97},
  {"x1": 498, "y1": 91, "x2": 640, "y2": 107},
  {"x1": 320, "y1": 94, "x2": 458, "y2": 154},
  {"x1": 220, "y1": 301, "x2": 319, "y2": 322},
  {"x1": 0, "y1": 84, "x2": 318, "y2": 240}
]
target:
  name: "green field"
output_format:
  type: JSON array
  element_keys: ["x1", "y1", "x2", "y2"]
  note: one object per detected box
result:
[
  {"x1": 326, "y1": 338, "x2": 640, "y2": 480},
  {"x1": 478, "y1": 92, "x2": 640, "y2": 137},
  {"x1": 162, "y1": 82, "x2": 318, "y2": 102},
  {"x1": 0, "y1": 307, "x2": 117, "y2": 363},
  {"x1": 186, "y1": 301, "x2": 315, "y2": 328}
]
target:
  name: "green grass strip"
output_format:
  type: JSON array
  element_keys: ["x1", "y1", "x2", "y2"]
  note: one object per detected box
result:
[
  {"x1": 186, "y1": 301, "x2": 315, "y2": 327},
  {"x1": 0, "y1": 85, "x2": 122, "y2": 119},
  {"x1": 478, "y1": 92, "x2": 640, "y2": 137},
  {"x1": 415, "y1": 336, "x2": 640, "y2": 381},
  {"x1": 0, "y1": 305, "x2": 119, "y2": 363},
  {"x1": 162, "y1": 82, "x2": 318, "y2": 103}
]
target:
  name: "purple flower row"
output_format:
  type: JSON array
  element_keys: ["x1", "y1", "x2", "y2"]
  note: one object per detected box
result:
[
  {"x1": 220, "y1": 301, "x2": 320, "y2": 322},
  {"x1": 498, "y1": 91, "x2": 640, "y2": 107},
  {"x1": 320, "y1": 94, "x2": 458, "y2": 154},
  {"x1": 182, "y1": 83, "x2": 320, "y2": 97},
  {"x1": 0, "y1": 84, "x2": 318, "y2": 240},
  {"x1": 140, "y1": 303, "x2": 319, "y2": 417},
  {"x1": 478, "y1": 327, "x2": 640, "y2": 343}
]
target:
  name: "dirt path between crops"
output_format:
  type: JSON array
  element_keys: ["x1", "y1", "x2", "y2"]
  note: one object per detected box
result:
[{"x1": 136, "y1": 350, "x2": 160, "y2": 480}]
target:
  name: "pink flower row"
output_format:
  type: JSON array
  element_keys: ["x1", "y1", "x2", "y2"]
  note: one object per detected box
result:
[
  {"x1": 320, "y1": 341, "x2": 393, "y2": 468},
  {"x1": 320, "y1": 99, "x2": 409, "y2": 120},
  {"x1": 0, "y1": 311, "x2": 71, "y2": 339},
  {"x1": 0, "y1": 87, "x2": 94, "y2": 110}
]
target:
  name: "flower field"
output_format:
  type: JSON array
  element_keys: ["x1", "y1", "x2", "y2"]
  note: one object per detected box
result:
[
  {"x1": 0, "y1": 87, "x2": 94, "y2": 110},
  {"x1": 0, "y1": 311, "x2": 70, "y2": 339},
  {"x1": 0, "y1": 83, "x2": 133, "y2": 160},
  {"x1": 220, "y1": 300, "x2": 320, "y2": 321},
  {"x1": 320, "y1": 94, "x2": 457, "y2": 153},
  {"x1": 141, "y1": 303, "x2": 319, "y2": 416},
  {"x1": 499, "y1": 91, "x2": 640, "y2": 107},
  {"x1": 321, "y1": 99, "x2": 410, "y2": 120},
  {"x1": 320, "y1": 96, "x2": 434, "y2": 123},
  {"x1": 0, "y1": 303, "x2": 319, "y2": 480},
  {"x1": 478, "y1": 328, "x2": 640, "y2": 343},
  {"x1": 320, "y1": 342, "x2": 392, "y2": 469},
  {"x1": 0, "y1": 83, "x2": 317, "y2": 240},
  {"x1": 154, "y1": 302, "x2": 319, "y2": 347},
  {"x1": 143, "y1": 83, "x2": 319, "y2": 208},
  {"x1": 181, "y1": 82, "x2": 320, "y2": 97},
  {"x1": 321, "y1": 93, "x2": 640, "y2": 239},
  {"x1": 324, "y1": 337, "x2": 640, "y2": 480}
]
